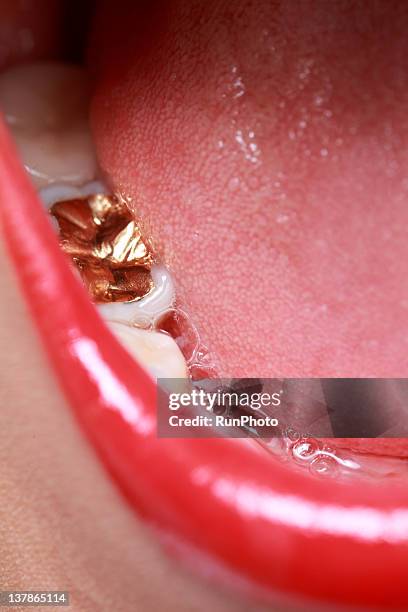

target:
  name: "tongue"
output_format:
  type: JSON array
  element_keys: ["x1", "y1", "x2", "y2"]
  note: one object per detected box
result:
[{"x1": 89, "y1": 2, "x2": 408, "y2": 386}]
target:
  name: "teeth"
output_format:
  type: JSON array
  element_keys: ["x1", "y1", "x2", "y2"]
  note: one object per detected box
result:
[
  {"x1": 0, "y1": 62, "x2": 97, "y2": 188},
  {"x1": 2, "y1": 60, "x2": 189, "y2": 380},
  {"x1": 98, "y1": 264, "x2": 175, "y2": 326},
  {"x1": 39, "y1": 180, "x2": 108, "y2": 209},
  {"x1": 107, "y1": 321, "x2": 187, "y2": 379}
]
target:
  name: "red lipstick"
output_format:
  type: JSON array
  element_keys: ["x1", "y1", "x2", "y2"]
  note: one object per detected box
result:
[{"x1": 1, "y1": 116, "x2": 408, "y2": 610}]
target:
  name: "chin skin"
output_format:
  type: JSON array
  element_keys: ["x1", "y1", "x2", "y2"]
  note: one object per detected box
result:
[{"x1": 90, "y1": 0, "x2": 408, "y2": 378}]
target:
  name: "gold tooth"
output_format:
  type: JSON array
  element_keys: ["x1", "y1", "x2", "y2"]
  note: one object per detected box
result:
[{"x1": 50, "y1": 193, "x2": 154, "y2": 304}]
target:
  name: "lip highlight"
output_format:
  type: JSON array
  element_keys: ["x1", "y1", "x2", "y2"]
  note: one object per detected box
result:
[{"x1": 1, "y1": 116, "x2": 408, "y2": 609}]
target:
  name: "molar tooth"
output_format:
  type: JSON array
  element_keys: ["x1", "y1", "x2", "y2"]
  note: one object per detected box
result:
[
  {"x1": 0, "y1": 62, "x2": 97, "y2": 188},
  {"x1": 98, "y1": 264, "x2": 175, "y2": 326},
  {"x1": 0, "y1": 61, "x2": 90, "y2": 130},
  {"x1": 0, "y1": 62, "x2": 187, "y2": 382},
  {"x1": 15, "y1": 128, "x2": 97, "y2": 188},
  {"x1": 107, "y1": 321, "x2": 187, "y2": 379},
  {"x1": 39, "y1": 184, "x2": 82, "y2": 209},
  {"x1": 79, "y1": 181, "x2": 109, "y2": 197},
  {"x1": 39, "y1": 181, "x2": 109, "y2": 209}
]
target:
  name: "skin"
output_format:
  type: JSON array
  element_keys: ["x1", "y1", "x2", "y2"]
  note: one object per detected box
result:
[{"x1": 1, "y1": 0, "x2": 408, "y2": 610}]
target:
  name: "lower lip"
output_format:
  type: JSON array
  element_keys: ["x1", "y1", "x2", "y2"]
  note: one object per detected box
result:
[
  {"x1": 333, "y1": 438, "x2": 408, "y2": 458},
  {"x1": 1, "y1": 118, "x2": 408, "y2": 610}
]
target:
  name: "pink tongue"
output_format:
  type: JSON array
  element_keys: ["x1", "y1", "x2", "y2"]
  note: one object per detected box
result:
[{"x1": 89, "y1": 2, "x2": 408, "y2": 395}]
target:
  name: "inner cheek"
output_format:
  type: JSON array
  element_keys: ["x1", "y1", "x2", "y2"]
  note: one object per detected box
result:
[
  {"x1": 0, "y1": 0, "x2": 63, "y2": 70},
  {"x1": 89, "y1": 0, "x2": 408, "y2": 378}
]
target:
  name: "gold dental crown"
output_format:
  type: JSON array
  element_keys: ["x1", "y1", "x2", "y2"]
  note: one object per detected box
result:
[{"x1": 50, "y1": 194, "x2": 154, "y2": 303}]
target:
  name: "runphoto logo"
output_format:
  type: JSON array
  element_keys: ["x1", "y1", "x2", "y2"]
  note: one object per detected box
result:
[{"x1": 158, "y1": 378, "x2": 408, "y2": 439}]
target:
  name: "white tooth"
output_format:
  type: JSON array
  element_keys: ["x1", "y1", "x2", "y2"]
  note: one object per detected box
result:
[
  {"x1": 14, "y1": 127, "x2": 97, "y2": 188},
  {"x1": 39, "y1": 184, "x2": 82, "y2": 209},
  {"x1": 39, "y1": 180, "x2": 109, "y2": 209},
  {"x1": 79, "y1": 180, "x2": 108, "y2": 196},
  {"x1": 98, "y1": 264, "x2": 175, "y2": 326},
  {"x1": 0, "y1": 61, "x2": 90, "y2": 130},
  {"x1": 0, "y1": 61, "x2": 97, "y2": 188},
  {"x1": 108, "y1": 321, "x2": 187, "y2": 379},
  {"x1": 0, "y1": 62, "x2": 187, "y2": 382}
]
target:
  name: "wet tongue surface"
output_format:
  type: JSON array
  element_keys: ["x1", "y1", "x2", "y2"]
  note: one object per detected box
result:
[
  {"x1": 88, "y1": 1, "x2": 408, "y2": 459},
  {"x1": 89, "y1": 1, "x2": 408, "y2": 383}
]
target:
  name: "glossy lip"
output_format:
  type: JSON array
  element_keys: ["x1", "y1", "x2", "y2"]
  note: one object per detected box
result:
[{"x1": 1, "y1": 117, "x2": 408, "y2": 610}]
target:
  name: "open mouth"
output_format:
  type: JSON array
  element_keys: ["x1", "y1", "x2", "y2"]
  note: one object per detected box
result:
[{"x1": 0, "y1": 1, "x2": 408, "y2": 610}]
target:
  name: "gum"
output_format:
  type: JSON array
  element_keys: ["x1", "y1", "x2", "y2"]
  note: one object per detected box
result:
[{"x1": 155, "y1": 306, "x2": 219, "y2": 379}]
